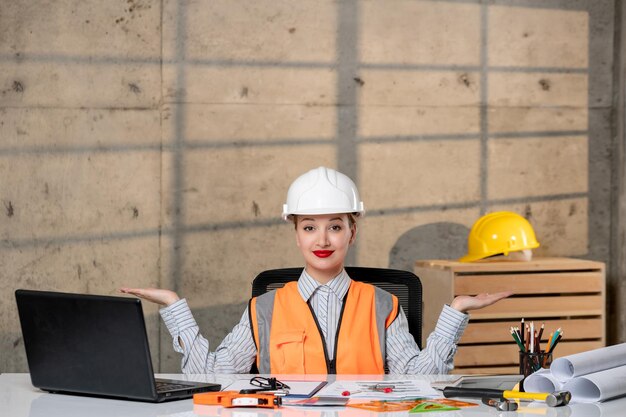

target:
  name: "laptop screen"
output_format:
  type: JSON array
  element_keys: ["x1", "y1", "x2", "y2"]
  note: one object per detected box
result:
[{"x1": 16, "y1": 289, "x2": 159, "y2": 400}]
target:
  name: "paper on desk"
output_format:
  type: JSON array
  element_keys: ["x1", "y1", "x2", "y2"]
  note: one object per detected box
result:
[
  {"x1": 551, "y1": 344, "x2": 626, "y2": 382},
  {"x1": 316, "y1": 379, "x2": 440, "y2": 400},
  {"x1": 562, "y1": 365, "x2": 626, "y2": 403},
  {"x1": 523, "y1": 368, "x2": 561, "y2": 393},
  {"x1": 222, "y1": 379, "x2": 326, "y2": 398},
  {"x1": 523, "y1": 343, "x2": 626, "y2": 403}
]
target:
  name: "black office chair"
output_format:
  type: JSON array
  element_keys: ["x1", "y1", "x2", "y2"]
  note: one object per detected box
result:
[{"x1": 251, "y1": 266, "x2": 422, "y2": 349}]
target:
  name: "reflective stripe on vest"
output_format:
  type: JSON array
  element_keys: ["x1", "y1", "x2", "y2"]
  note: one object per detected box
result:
[{"x1": 249, "y1": 280, "x2": 399, "y2": 374}]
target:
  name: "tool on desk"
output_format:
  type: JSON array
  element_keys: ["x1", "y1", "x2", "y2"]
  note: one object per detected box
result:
[
  {"x1": 193, "y1": 391, "x2": 282, "y2": 408},
  {"x1": 443, "y1": 387, "x2": 571, "y2": 407},
  {"x1": 482, "y1": 397, "x2": 518, "y2": 411},
  {"x1": 239, "y1": 376, "x2": 290, "y2": 395},
  {"x1": 341, "y1": 383, "x2": 395, "y2": 396}
]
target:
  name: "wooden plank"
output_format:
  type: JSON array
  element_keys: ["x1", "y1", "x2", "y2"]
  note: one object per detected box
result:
[
  {"x1": 469, "y1": 295, "x2": 604, "y2": 319},
  {"x1": 454, "y1": 341, "x2": 603, "y2": 367},
  {"x1": 454, "y1": 272, "x2": 603, "y2": 295},
  {"x1": 415, "y1": 258, "x2": 605, "y2": 273},
  {"x1": 460, "y1": 318, "x2": 604, "y2": 344},
  {"x1": 451, "y1": 366, "x2": 519, "y2": 375}
]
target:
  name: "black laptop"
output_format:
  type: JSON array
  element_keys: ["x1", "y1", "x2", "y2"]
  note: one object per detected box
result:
[{"x1": 15, "y1": 289, "x2": 221, "y2": 402}]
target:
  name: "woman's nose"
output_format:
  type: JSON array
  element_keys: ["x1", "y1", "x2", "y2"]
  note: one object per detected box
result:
[{"x1": 317, "y1": 230, "x2": 330, "y2": 247}]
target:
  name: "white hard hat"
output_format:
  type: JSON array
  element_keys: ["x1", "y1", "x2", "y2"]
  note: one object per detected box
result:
[{"x1": 282, "y1": 166, "x2": 365, "y2": 221}]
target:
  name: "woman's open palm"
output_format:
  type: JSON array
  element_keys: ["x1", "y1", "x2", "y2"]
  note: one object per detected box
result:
[
  {"x1": 450, "y1": 291, "x2": 512, "y2": 313},
  {"x1": 119, "y1": 287, "x2": 180, "y2": 307}
]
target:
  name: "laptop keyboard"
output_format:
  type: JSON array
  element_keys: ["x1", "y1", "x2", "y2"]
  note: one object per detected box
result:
[{"x1": 155, "y1": 379, "x2": 194, "y2": 392}]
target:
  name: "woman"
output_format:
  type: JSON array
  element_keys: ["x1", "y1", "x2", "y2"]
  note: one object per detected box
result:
[{"x1": 121, "y1": 167, "x2": 510, "y2": 374}]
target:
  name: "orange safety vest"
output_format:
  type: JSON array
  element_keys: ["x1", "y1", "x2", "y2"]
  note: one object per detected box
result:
[{"x1": 249, "y1": 280, "x2": 399, "y2": 374}]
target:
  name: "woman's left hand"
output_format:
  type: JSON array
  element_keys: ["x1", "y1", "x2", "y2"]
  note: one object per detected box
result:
[{"x1": 450, "y1": 291, "x2": 513, "y2": 313}]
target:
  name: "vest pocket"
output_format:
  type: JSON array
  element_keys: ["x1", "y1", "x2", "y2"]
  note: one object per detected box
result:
[{"x1": 273, "y1": 330, "x2": 305, "y2": 374}]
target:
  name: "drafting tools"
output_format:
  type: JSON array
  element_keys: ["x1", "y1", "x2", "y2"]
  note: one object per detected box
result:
[
  {"x1": 482, "y1": 397, "x2": 518, "y2": 411},
  {"x1": 443, "y1": 387, "x2": 571, "y2": 407}
]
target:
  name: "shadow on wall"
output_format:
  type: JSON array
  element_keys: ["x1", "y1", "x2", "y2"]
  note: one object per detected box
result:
[{"x1": 388, "y1": 222, "x2": 470, "y2": 272}]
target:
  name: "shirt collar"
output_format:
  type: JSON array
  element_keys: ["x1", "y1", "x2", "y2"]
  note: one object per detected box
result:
[{"x1": 297, "y1": 268, "x2": 351, "y2": 302}]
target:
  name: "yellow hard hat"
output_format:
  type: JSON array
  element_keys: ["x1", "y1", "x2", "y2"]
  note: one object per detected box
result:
[{"x1": 459, "y1": 211, "x2": 540, "y2": 262}]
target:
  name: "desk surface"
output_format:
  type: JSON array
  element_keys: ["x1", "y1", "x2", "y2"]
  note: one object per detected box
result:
[{"x1": 3, "y1": 373, "x2": 626, "y2": 417}]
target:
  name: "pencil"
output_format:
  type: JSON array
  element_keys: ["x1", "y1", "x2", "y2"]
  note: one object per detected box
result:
[
  {"x1": 548, "y1": 328, "x2": 561, "y2": 352},
  {"x1": 514, "y1": 326, "x2": 522, "y2": 342},
  {"x1": 537, "y1": 323, "x2": 545, "y2": 347},
  {"x1": 525, "y1": 324, "x2": 530, "y2": 352},
  {"x1": 546, "y1": 332, "x2": 553, "y2": 353},
  {"x1": 520, "y1": 318, "x2": 525, "y2": 347},
  {"x1": 548, "y1": 333, "x2": 563, "y2": 354},
  {"x1": 511, "y1": 329, "x2": 525, "y2": 352}
]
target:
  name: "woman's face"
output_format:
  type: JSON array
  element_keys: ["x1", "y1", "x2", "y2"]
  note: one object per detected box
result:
[{"x1": 294, "y1": 213, "x2": 356, "y2": 283}]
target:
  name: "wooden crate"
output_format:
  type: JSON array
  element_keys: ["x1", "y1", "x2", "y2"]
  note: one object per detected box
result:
[{"x1": 415, "y1": 257, "x2": 606, "y2": 375}]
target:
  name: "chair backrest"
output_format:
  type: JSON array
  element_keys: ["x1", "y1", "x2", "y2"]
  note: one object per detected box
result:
[{"x1": 251, "y1": 267, "x2": 422, "y2": 348}]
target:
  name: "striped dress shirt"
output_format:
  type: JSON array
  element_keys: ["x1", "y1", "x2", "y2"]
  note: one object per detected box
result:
[{"x1": 160, "y1": 269, "x2": 469, "y2": 374}]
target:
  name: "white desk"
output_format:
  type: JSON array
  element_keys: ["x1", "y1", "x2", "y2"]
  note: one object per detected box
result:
[{"x1": 3, "y1": 373, "x2": 626, "y2": 417}]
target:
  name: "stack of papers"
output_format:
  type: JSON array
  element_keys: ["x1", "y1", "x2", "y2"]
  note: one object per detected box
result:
[
  {"x1": 431, "y1": 374, "x2": 523, "y2": 391},
  {"x1": 316, "y1": 379, "x2": 440, "y2": 400},
  {"x1": 524, "y1": 343, "x2": 626, "y2": 402}
]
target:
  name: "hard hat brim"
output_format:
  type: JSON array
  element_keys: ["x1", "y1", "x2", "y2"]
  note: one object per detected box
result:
[
  {"x1": 459, "y1": 242, "x2": 540, "y2": 263},
  {"x1": 282, "y1": 208, "x2": 364, "y2": 221}
]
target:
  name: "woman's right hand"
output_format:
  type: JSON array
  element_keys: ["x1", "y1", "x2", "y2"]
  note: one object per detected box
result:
[{"x1": 119, "y1": 287, "x2": 180, "y2": 307}]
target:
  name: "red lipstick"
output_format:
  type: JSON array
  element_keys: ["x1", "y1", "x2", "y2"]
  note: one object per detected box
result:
[{"x1": 313, "y1": 250, "x2": 334, "y2": 258}]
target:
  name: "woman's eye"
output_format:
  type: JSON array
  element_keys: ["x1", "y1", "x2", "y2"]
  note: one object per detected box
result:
[
  {"x1": 330, "y1": 225, "x2": 342, "y2": 231},
  {"x1": 303, "y1": 225, "x2": 314, "y2": 231}
]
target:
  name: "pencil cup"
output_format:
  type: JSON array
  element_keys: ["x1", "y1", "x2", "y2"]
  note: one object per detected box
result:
[{"x1": 519, "y1": 351, "x2": 552, "y2": 390}]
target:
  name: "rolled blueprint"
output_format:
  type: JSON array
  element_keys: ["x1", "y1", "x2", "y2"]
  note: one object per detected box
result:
[
  {"x1": 551, "y1": 343, "x2": 626, "y2": 382},
  {"x1": 522, "y1": 368, "x2": 561, "y2": 393},
  {"x1": 562, "y1": 365, "x2": 626, "y2": 403}
]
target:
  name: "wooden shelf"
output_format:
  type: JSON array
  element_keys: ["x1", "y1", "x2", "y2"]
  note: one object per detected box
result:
[{"x1": 415, "y1": 257, "x2": 606, "y2": 374}]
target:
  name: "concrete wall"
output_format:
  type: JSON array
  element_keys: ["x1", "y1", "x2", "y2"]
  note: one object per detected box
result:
[{"x1": 0, "y1": 0, "x2": 619, "y2": 372}]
